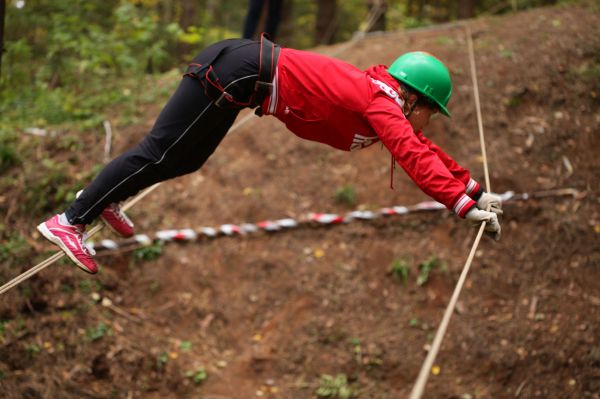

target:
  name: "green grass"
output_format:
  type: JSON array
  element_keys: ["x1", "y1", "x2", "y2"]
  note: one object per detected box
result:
[{"x1": 334, "y1": 185, "x2": 357, "y2": 207}]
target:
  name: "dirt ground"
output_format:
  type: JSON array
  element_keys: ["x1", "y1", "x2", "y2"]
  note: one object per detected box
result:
[{"x1": 1, "y1": 3, "x2": 599, "y2": 399}]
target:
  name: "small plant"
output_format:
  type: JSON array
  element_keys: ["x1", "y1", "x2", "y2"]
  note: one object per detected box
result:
[
  {"x1": 390, "y1": 259, "x2": 410, "y2": 283},
  {"x1": 0, "y1": 134, "x2": 20, "y2": 174},
  {"x1": 334, "y1": 185, "x2": 357, "y2": 207},
  {"x1": 316, "y1": 373, "x2": 356, "y2": 398},
  {"x1": 156, "y1": 352, "x2": 169, "y2": 371},
  {"x1": 79, "y1": 279, "x2": 103, "y2": 294},
  {"x1": 499, "y1": 48, "x2": 514, "y2": 59},
  {"x1": 133, "y1": 242, "x2": 163, "y2": 262},
  {"x1": 0, "y1": 320, "x2": 7, "y2": 338},
  {"x1": 25, "y1": 343, "x2": 41, "y2": 358},
  {"x1": 409, "y1": 318, "x2": 419, "y2": 328},
  {"x1": 0, "y1": 233, "x2": 29, "y2": 266},
  {"x1": 417, "y1": 256, "x2": 442, "y2": 286},
  {"x1": 185, "y1": 367, "x2": 207, "y2": 385},
  {"x1": 348, "y1": 337, "x2": 362, "y2": 363},
  {"x1": 149, "y1": 281, "x2": 160, "y2": 293},
  {"x1": 179, "y1": 341, "x2": 192, "y2": 352},
  {"x1": 86, "y1": 323, "x2": 109, "y2": 342}
]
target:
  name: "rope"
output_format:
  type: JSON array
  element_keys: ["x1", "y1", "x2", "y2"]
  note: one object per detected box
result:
[
  {"x1": 409, "y1": 23, "x2": 491, "y2": 399},
  {"x1": 0, "y1": 184, "x2": 159, "y2": 296}
]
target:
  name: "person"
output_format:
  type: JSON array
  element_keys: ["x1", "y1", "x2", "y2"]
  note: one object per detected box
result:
[
  {"x1": 242, "y1": 0, "x2": 283, "y2": 41},
  {"x1": 37, "y1": 35, "x2": 503, "y2": 274}
]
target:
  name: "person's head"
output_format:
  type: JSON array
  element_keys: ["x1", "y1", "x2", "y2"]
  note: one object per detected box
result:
[{"x1": 387, "y1": 51, "x2": 452, "y2": 131}]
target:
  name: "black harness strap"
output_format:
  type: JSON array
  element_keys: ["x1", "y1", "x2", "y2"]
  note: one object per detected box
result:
[
  {"x1": 255, "y1": 33, "x2": 281, "y2": 106},
  {"x1": 183, "y1": 35, "x2": 280, "y2": 110}
]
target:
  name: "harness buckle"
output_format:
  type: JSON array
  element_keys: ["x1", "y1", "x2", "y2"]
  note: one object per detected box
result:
[
  {"x1": 215, "y1": 91, "x2": 234, "y2": 108},
  {"x1": 254, "y1": 81, "x2": 273, "y2": 92}
]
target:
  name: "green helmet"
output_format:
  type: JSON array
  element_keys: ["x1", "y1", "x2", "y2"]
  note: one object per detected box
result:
[{"x1": 387, "y1": 51, "x2": 452, "y2": 117}]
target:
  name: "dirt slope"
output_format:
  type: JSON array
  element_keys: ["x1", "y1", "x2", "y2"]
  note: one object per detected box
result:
[{"x1": 1, "y1": 3, "x2": 599, "y2": 399}]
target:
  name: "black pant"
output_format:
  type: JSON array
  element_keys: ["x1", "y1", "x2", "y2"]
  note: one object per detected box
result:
[
  {"x1": 243, "y1": 0, "x2": 283, "y2": 40},
  {"x1": 66, "y1": 39, "x2": 262, "y2": 225}
]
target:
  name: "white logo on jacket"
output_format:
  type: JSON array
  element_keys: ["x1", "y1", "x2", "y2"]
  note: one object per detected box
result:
[
  {"x1": 351, "y1": 133, "x2": 378, "y2": 151},
  {"x1": 370, "y1": 78, "x2": 405, "y2": 108}
]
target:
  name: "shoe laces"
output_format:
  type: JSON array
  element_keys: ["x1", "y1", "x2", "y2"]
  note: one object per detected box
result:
[
  {"x1": 75, "y1": 225, "x2": 96, "y2": 256},
  {"x1": 110, "y1": 203, "x2": 128, "y2": 223}
]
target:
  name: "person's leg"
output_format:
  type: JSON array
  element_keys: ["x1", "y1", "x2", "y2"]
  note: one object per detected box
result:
[
  {"x1": 265, "y1": 0, "x2": 283, "y2": 40},
  {"x1": 65, "y1": 77, "x2": 238, "y2": 226},
  {"x1": 38, "y1": 38, "x2": 260, "y2": 273},
  {"x1": 243, "y1": 0, "x2": 265, "y2": 39}
]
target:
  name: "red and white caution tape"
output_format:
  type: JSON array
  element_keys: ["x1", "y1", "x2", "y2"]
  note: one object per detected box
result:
[{"x1": 89, "y1": 189, "x2": 580, "y2": 253}]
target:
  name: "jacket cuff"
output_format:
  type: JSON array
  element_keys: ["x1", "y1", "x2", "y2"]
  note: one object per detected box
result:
[
  {"x1": 452, "y1": 193, "x2": 477, "y2": 218},
  {"x1": 465, "y1": 179, "x2": 482, "y2": 197},
  {"x1": 471, "y1": 186, "x2": 484, "y2": 201}
]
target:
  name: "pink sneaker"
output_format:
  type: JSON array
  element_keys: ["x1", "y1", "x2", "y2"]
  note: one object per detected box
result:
[
  {"x1": 76, "y1": 190, "x2": 134, "y2": 238},
  {"x1": 37, "y1": 214, "x2": 98, "y2": 274},
  {"x1": 100, "y1": 203, "x2": 134, "y2": 238}
]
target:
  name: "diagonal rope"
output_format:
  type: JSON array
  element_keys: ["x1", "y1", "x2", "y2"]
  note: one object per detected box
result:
[
  {"x1": 0, "y1": 184, "x2": 160, "y2": 295},
  {"x1": 409, "y1": 23, "x2": 492, "y2": 399}
]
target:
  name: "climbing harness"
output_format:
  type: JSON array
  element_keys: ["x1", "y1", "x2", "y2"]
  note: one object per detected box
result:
[{"x1": 184, "y1": 34, "x2": 280, "y2": 110}]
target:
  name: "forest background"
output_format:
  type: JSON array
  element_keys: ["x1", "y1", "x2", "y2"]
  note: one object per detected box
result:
[{"x1": 0, "y1": 0, "x2": 572, "y2": 264}]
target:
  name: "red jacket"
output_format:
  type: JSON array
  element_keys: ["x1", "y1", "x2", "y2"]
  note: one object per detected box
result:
[{"x1": 261, "y1": 48, "x2": 481, "y2": 217}]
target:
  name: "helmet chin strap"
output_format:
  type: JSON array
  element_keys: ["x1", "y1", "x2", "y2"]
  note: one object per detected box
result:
[
  {"x1": 400, "y1": 86, "x2": 418, "y2": 118},
  {"x1": 403, "y1": 99, "x2": 417, "y2": 118}
]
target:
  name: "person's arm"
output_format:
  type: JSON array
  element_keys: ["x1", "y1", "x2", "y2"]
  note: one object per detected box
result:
[
  {"x1": 414, "y1": 130, "x2": 483, "y2": 201},
  {"x1": 414, "y1": 130, "x2": 503, "y2": 215},
  {"x1": 365, "y1": 97, "x2": 476, "y2": 218}
]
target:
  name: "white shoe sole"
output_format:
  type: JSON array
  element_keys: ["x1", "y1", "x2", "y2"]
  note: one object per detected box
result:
[{"x1": 37, "y1": 222, "x2": 97, "y2": 274}]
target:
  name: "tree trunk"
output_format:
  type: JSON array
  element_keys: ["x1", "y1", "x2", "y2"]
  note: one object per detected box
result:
[
  {"x1": 458, "y1": 0, "x2": 476, "y2": 19},
  {"x1": 367, "y1": 0, "x2": 387, "y2": 32},
  {"x1": 0, "y1": 0, "x2": 5, "y2": 78},
  {"x1": 315, "y1": 0, "x2": 337, "y2": 45},
  {"x1": 417, "y1": 0, "x2": 425, "y2": 22}
]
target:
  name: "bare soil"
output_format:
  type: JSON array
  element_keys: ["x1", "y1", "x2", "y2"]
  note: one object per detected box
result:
[{"x1": 1, "y1": 4, "x2": 599, "y2": 399}]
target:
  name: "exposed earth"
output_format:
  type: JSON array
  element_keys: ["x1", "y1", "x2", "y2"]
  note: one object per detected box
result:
[{"x1": 1, "y1": 4, "x2": 599, "y2": 399}]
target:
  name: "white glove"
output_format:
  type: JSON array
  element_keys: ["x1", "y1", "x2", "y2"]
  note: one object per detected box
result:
[
  {"x1": 465, "y1": 207, "x2": 501, "y2": 241},
  {"x1": 476, "y1": 192, "x2": 503, "y2": 215}
]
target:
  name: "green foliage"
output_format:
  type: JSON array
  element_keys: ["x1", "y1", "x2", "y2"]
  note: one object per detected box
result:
[
  {"x1": 0, "y1": 132, "x2": 21, "y2": 174},
  {"x1": 133, "y1": 242, "x2": 163, "y2": 262},
  {"x1": 185, "y1": 367, "x2": 208, "y2": 385},
  {"x1": 79, "y1": 279, "x2": 103, "y2": 294},
  {"x1": 179, "y1": 341, "x2": 192, "y2": 352},
  {"x1": 0, "y1": 320, "x2": 7, "y2": 339},
  {"x1": 21, "y1": 159, "x2": 76, "y2": 216},
  {"x1": 570, "y1": 59, "x2": 600, "y2": 90},
  {"x1": 334, "y1": 185, "x2": 357, "y2": 207},
  {"x1": 417, "y1": 256, "x2": 442, "y2": 286},
  {"x1": 316, "y1": 374, "x2": 356, "y2": 399},
  {"x1": 390, "y1": 259, "x2": 410, "y2": 283},
  {"x1": 25, "y1": 343, "x2": 41, "y2": 358},
  {"x1": 0, "y1": 233, "x2": 29, "y2": 266},
  {"x1": 156, "y1": 352, "x2": 169, "y2": 371},
  {"x1": 86, "y1": 323, "x2": 110, "y2": 341},
  {"x1": 348, "y1": 337, "x2": 362, "y2": 363}
]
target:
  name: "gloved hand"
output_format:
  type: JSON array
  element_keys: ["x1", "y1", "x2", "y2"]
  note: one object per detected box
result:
[
  {"x1": 476, "y1": 192, "x2": 503, "y2": 215},
  {"x1": 465, "y1": 207, "x2": 501, "y2": 241}
]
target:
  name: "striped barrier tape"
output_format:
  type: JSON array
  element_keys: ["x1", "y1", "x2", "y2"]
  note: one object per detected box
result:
[{"x1": 89, "y1": 189, "x2": 580, "y2": 253}]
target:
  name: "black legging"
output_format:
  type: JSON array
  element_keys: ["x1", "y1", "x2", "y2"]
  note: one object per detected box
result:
[{"x1": 66, "y1": 39, "x2": 262, "y2": 225}]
